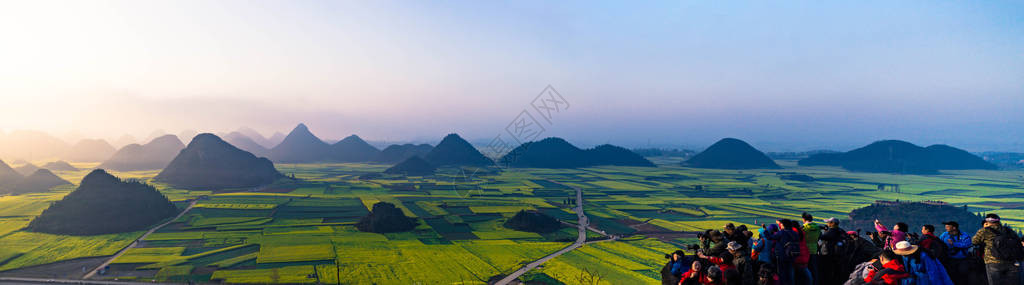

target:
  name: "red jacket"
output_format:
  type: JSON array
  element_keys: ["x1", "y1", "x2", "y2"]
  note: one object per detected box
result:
[
  {"x1": 793, "y1": 228, "x2": 810, "y2": 266},
  {"x1": 705, "y1": 255, "x2": 736, "y2": 272},
  {"x1": 919, "y1": 233, "x2": 940, "y2": 251},
  {"x1": 864, "y1": 259, "x2": 910, "y2": 284},
  {"x1": 679, "y1": 268, "x2": 706, "y2": 285}
]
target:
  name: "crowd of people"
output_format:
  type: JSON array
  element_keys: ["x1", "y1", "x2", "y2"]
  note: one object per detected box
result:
[{"x1": 660, "y1": 213, "x2": 1024, "y2": 285}]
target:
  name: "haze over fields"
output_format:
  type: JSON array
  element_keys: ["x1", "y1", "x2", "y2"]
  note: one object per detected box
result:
[{"x1": 1, "y1": 1, "x2": 1022, "y2": 152}]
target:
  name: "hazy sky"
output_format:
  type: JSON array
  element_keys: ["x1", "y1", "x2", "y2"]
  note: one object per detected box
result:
[{"x1": 1, "y1": 1, "x2": 1022, "y2": 151}]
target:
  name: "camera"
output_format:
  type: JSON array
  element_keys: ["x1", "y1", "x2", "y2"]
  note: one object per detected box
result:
[{"x1": 686, "y1": 244, "x2": 701, "y2": 251}]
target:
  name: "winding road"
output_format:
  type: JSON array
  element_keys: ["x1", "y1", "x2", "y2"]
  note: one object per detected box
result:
[
  {"x1": 495, "y1": 181, "x2": 614, "y2": 285},
  {"x1": 81, "y1": 200, "x2": 198, "y2": 280}
]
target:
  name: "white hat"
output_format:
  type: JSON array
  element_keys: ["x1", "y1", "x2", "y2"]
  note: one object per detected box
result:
[{"x1": 893, "y1": 241, "x2": 919, "y2": 256}]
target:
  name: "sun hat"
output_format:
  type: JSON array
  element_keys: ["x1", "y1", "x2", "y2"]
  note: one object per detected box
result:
[
  {"x1": 727, "y1": 241, "x2": 742, "y2": 251},
  {"x1": 824, "y1": 217, "x2": 838, "y2": 224},
  {"x1": 893, "y1": 241, "x2": 919, "y2": 256},
  {"x1": 846, "y1": 231, "x2": 857, "y2": 236}
]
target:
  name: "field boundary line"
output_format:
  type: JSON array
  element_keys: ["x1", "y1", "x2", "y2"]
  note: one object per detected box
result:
[
  {"x1": 81, "y1": 199, "x2": 198, "y2": 280},
  {"x1": 495, "y1": 179, "x2": 616, "y2": 285}
]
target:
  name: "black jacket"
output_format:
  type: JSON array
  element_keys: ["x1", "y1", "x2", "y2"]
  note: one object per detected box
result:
[{"x1": 819, "y1": 226, "x2": 845, "y2": 256}]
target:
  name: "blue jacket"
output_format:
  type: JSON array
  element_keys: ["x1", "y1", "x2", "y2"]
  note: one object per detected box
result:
[
  {"x1": 754, "y1": 227, "x2": 776, "y2": 265},
  {"x1": 669, "y1": 258, "x2": 688, "y2": 276},
  {"x1": 938, "y1": 231, "x2": 972, "y2": 259},
  {"x1": 923, "y1": 252, "x2": 954, "y2": 285},
  {"x1": 899, "y1": 251, "x2": 954, "y2": 285},
  {"x1": 901, "y1": 253, "x2": 929, "y2": 285}
]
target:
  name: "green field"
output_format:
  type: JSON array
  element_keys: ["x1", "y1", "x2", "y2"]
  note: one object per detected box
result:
[{"x1": 0, "y1": 159, "x2": 1022, "y2": 284}]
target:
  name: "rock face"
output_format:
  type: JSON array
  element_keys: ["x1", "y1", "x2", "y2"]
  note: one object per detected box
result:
[
  {"x1": 8, "y1": 169, "x2": 71, "y2": 195},
  {"x1": 504, "y1": 210, "x2": 562, "y2": 233},
  {"x1": 42, "y1": 160, "x2": 78, "y2": 171},
  {"x1": 423, "y1": 134, "x2": 493, "y2": 166},
  {"x1": 154, "y1": 134, "x2": 282, "y2": 190},
  {"x1": 331, "y1": 135, "x2": 380, "y2": 162},
  {"x1": 224, "y1": 131, "x2": 269, "y2": 157},
  {"x1": 100, "y1": 135, "x2": 185, "y2": 171},
  {"x1": 26, "y1": 169, "x2": 178, "y2": 235},
  {"x1": 498, "y1": 138, "x2": 656, "y2": 168},
  {"x1": 64, "y1": 139, "x2": 117, "y2": 162},
  {"x1": 797, "y1": 140, "x2": 996, "y2": 174},
  {"x1": 376, "y1": 144, "x2": 433, "y2": 163},
  {"x1": 384, "y1": 156, "x2": 435, "y2": 176},
  {"x1": 355, "y1": 202, "x2": 417, "y2": 233},
  {"x1": 266, "y1": 124, "x2": 332, "y2": 163},
  {"x1": 683, "y1": 138, "x2": 780, "y2": 169},
  {"x1": 0, "y1": 159, "x2": 25, "y2": 192}
]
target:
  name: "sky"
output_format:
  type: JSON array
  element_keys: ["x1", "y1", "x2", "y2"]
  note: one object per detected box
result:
[{"x1": 0, "y1": 1, "x2": 1022, "y2": 152}]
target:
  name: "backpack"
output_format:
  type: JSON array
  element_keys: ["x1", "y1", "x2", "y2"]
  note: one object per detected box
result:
[
  {"x1": 925, "y1": 235, "x2": 949, "y2": 262},
  {"x1": 821, "y1": 230, "x2": 847, "y2": 256},
  {"x1": 990, "y1": 227, "x2": 1024, "y2": 261},
  {"x1": 784, "y1": 240, "x2": 801, "y2": 258}
]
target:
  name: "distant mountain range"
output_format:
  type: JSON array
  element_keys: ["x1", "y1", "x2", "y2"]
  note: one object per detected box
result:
[
  {"x1": 683, "y1": 138, "x2": 780, "y2": 169},
  {"x1": 631, "y1": 148, "x2": 695, "y2": 158},
  {"x1": 979, "y1": 152, "x2": 1024, "y2": 169},
  {"x1": 798, "y1": 140, "x2": 996, "y2": 174},
  {"x1": 42, "y1": 160, "x2": 78, "y2": 171},
  {"x1": 0, "y1": 159, "x2": 26, "y2": 192},
  {"x1": 65, "y1": 139, "x2": 117, "y2": 162},
  {"x1": 8, "y1": 169, "x2": 71, "y2": 195},
  {"x1": 0, "y1": 159, "x2": 73, "y2": 195},
  {"x1": 13, "y1": 163, "x2": 41, "y2": 176},
  {"x1": 224, "y1": 131, "x2": 270, "y2": 157},
  {"x1": 498, "y1": 137, "x2": 654, "y2": 168},
  {"x1": 236, "y1": 127, "x2": 284, "y2": 149},
  {"x1": 0, "y1": 127, "x2": 1019, "y2": 174},
  {"x1": 99, "y1": 135, "x2": 185, "y2": 171},
  {"x1": 263, "y1": 126, "x2": 488, "y2": 166}
]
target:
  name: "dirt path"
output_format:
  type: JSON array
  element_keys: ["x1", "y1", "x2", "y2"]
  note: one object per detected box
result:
[{"x1": 82, "y1": 200, "x2": 198, "y2": 280}]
